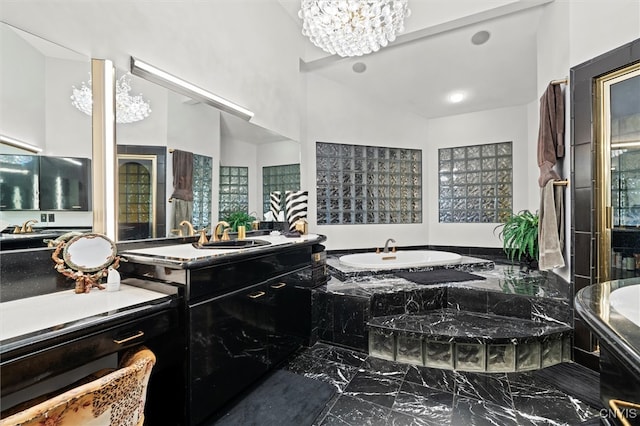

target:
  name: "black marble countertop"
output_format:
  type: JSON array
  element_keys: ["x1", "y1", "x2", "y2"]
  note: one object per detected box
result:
[
  {"x1": 0, "y1": 227, "x2": 90, "y2": 250},
  {"x1": 575, "y1": 277, "x2": 640, "y2": 377},
  {"x1": 120, "y1": 233, "x2": 326, "y2": 269}
]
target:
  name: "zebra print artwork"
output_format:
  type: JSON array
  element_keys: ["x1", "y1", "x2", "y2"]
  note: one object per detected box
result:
[
  {"x1": 269, "y1": 191, "x2": 281, "y2": 220},
  {"x1": 285, "y1": 190, "x2": 308, "y2": 231}
]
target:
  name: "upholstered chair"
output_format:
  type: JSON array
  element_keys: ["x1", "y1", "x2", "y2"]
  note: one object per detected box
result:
[{"x1": 0, "y1": 346, "x2": 156, "y2": 426}]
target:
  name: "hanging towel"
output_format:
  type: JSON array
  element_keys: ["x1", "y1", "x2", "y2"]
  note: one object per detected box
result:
[
  {"x1": 171, "y1": 149, "x2": 194, "y2": 201},
  {"x1": 537, "y1": 83, "x2": 565, "y2": 187},
  {"x1": 539, "y1": 180, "x2": 565, "y2": 271}
]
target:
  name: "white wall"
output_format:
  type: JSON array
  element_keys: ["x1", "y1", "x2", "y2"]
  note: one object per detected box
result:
[
  {"x1": 0, "y1": 29, "x2": 93, "y2": 229},
  {"x1": 0, "y1": 1, "x2": 304, "y2": 142},
  {"x1": 535, "y1": 0, "x2": 571, "y2": 280},
  {"x1": 0, "y1": 26, "x2": 45, "y2": 149},
  {"x1": 220, "y1": 137, "x2": 259, "y2": 217},
  {"x1": 256, "y1": 139, "x2": 301, "y2": 217},
  {"x1": 427, "y1": 105, "x2": 531, "y2": 249},
  {"x1": 304, "y1": 73, "x2": 430, "y2": 251},
  {"x1": 569, "y1": 0, "x2": 640, "y2": 68}
]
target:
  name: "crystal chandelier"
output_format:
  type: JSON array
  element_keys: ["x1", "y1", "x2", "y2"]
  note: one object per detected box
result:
[
  {"x1": 71, "y1": 73, "x2": 151, "y2": 124},
  {"x1": 298, "y1": 0, "x2": 411, "y2": 57}
]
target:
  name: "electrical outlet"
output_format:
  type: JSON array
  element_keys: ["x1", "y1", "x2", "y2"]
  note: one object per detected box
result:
[
  {"x1": 40, "y1": 213, "x2": 47, "y2": 222},
  {"x1": 48, "y1": 213, "x2": 55, "y2": 222}
]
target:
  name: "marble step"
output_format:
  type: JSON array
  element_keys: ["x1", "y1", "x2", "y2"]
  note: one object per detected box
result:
[{"x1": 367, "y1": 309, "x2": 572, "y2": 373}]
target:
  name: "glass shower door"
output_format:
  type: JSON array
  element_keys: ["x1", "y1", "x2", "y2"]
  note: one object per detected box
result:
[{"x1": 596, "y1": 63, "x2": 640, "y2": 282}]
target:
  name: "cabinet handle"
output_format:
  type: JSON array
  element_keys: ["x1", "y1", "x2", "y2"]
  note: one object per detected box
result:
[
  {"x1": 248, "y1": 291, "x2": 265, "y2": 299},
  {"x1": 113, "y1": 330, "x2": 144, "y2": 344},
  {"x1": 271, "y1": 282, "x2": 287, "y2": 289}
]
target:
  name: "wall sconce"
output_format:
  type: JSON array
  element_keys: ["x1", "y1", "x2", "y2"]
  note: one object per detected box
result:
[
  {"x1": 130, "y1": 57, "x2": 254, "y2": 121},
  {"x1": 0, "y1": 135, "x2": 43, "y2": 153}
]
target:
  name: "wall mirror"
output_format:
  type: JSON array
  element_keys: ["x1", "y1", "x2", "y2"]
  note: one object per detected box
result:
[
  {"x1": 118, "y1": 63, "x2": 300, "y2": 241},
  {"x1": 0, "y1": 22, "x2": 92, "y2": 238}
]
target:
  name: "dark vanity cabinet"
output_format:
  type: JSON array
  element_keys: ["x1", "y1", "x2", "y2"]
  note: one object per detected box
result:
[
  {"x1": 39, "y1": 156, "x2": 91, "y2": 211},
  {"x1": 185, "y1": 247, "x2": 313, "y2": 425},
  {"x1": 0, "y1": 154, "x2": 91, "y2": 211},
  {"x1": 118, "y1": 236, "x2": 325, "y2": 425},
  {"x1": 0, "y1": 154, "x2": 39, "y2": 210}
]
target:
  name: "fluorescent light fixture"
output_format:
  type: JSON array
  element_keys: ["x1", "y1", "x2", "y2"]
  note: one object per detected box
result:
[
  {"x1": 61, "y1": 157, "x2": 83, "y2": 166},
  {"x1": 0, "y1": 135, "x2": 43, "y2": 153},
  {"x1": 130, "y1": 57, "x2": 254, "y2": 121},
  {"x1": 0, "y1": 167, "x2": 29, "y2": 174}
]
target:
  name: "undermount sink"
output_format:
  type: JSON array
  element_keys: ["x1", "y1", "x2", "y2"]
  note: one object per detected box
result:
[{"x1": 193, "y1": 239, "x2": 271, "y2": 249}]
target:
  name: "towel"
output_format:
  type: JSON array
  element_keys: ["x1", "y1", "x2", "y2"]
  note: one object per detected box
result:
[
  {"x1": 537, "y1": 83, "x2": 565, "y2": 187},
  {"x1": 538, "y1": 180, "x2": 565, "y2": 271},
  {"x1": 171, "y1": 149, "x2": 194, "y2": 201}
]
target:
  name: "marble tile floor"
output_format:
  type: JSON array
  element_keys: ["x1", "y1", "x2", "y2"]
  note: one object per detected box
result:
[{"x1": 282, "y1": 342, "x2": 603, "y2": 426}]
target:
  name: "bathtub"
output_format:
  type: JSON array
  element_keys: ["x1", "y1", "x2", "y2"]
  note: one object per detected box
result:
[
  {"x1": 575, "y1": 279, "x2": 640, "y2": 411},
  {"x1": 610, "y1": 284, "x2": 640, "y2": 327},
  {"x1": 339, "y1": 250, "x2": 462, "y2": 270}
]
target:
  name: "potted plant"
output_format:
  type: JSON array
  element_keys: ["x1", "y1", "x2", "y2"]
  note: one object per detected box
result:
[
  {"x1": 222, "y1": 210, "x2": 257, "y2": 232},
  {"x1": 494, "y1": 210, "x2": 539, "y2": 271}
]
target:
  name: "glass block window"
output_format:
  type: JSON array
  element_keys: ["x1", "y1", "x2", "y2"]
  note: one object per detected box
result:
[
  {"x1": 219, "y1": 166, "x2": 249, "y2": 219},
  {"x1": 316, "y1": 141, "x2": 422, "y2": 225},
  {"x1": 192, "y1": 153, "x2": 212, "y2": 230},
  {"x1": 118, "y1": 161, "x2": 152, "y2": 226},
  {"x1": 438, "y1": 141, "x2": 512, "y2": 223},
  {"x1": 262, "y1": 163, "x2": 300, "y2": 215}
]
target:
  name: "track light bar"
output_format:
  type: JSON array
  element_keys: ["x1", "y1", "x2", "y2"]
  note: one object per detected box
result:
[
  {"x1": 0, "y1": 135, "x2": 43, "y2": 153},
  {"x1": 130, "y1": 57, "x2": 254, "y2": 121}
]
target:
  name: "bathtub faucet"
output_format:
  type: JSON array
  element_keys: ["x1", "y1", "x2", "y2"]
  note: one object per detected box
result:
[{"x1": 383, "y1": 238, "x2": 396, "y2": 253}]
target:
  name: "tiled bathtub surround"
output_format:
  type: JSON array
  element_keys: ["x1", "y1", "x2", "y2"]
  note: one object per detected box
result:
[
  {"x1": 317, "y1": 258, "x2": 572, "y2": 368},
  {"x1": 326, "y1": 254, "x2": 495, "y2": 281},
  {"x1": 368, "y1": 310, "x2": 571, "y2": 372}
]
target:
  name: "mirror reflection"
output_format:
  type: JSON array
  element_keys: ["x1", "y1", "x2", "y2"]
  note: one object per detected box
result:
[
  {"x1": 0, "y1": 21, "x2": 301, "y2": 247},
  {"x1": 117, "y1": 67, "x2": 301, "y2": 241},
  {"x1": 0, "y1": 22, "x2": 92, "y2": 247}
]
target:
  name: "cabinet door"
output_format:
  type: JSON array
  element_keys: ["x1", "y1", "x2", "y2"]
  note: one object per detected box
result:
[
  {"x1": 0, "y1": 154, "x2": 39, "y2": 210},
  {"x1": 39, "y1": 156, "x2": 91, "y2": 210},
  {"x1": 188, "y1": 283, "x2": 269, "y2": 425},
  {"x1": 266, "y1": 267, "x2": 312, "y2": 367}
]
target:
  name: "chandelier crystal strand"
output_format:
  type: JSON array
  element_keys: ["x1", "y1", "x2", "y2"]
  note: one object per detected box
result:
[
  {"x1": 70, "y1": 73, "x2": 151, "y2": 124},
  {"x1": 298, "y1": 0, "x2": 410, "y2": 57}
]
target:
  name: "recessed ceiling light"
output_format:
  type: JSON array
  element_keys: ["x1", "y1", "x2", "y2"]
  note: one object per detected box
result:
[
  {"x1": 448, "y1": 91, "x2": 465, "y2": 103},
  {"x1": 471, "y1": 30, "x2": 491, "y2": 45},
  {"x1": 352, "y1": 62, "x2": 367, "y2": 73}
]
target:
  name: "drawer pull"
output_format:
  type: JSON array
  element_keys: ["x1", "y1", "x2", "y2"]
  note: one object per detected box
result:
[
  {"x1": 113, "y1": 330, "x2": 145, "y2": 344},
  {"x1": 248, "y1": 291, "x2": 266, "y2": 299},
  {"x1": 271, "y1": 282, "x2": 287, "y2": 289}
]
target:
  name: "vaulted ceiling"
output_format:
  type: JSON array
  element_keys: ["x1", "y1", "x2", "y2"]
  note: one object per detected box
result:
[{"x1": 278, "y1": 0, "x2": 552, "y2": 119}]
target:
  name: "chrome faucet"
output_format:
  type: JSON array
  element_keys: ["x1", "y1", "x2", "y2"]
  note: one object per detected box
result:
[
  {"x1": 383, "y1": 238, "x2": 396, "y2": 253},
  {"x1": 179, "y1": 220, "x2": 195, "y2": 236}
]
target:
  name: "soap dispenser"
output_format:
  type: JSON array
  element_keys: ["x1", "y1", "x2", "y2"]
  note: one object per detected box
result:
[{"x1": 106, "y1": 267, "x2": 121, "y2": 292}]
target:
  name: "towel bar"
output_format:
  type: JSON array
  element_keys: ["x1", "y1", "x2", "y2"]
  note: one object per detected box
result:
[{"x1": 553, "y1": 180, "x2": 569, "y2": 187}]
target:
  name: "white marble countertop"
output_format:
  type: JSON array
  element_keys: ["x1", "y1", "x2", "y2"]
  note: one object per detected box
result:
[{"x1": 0, "y1": 284, "x2": 170, "y2": 342}]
